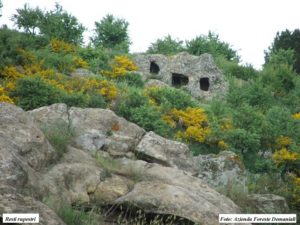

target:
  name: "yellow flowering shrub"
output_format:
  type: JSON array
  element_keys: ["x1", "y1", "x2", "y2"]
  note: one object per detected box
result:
[
  {"x1": 1, "y1": 66, "x2": 23, "y2": 79},
  {"x1": 218, "y1": 140, "x2": 228, "y2": 150},
  {"x1": 73, "y1": 57, "x2": 88, "y2": 69},
  {"x1": 4, "y1": 81, "x2": 16, "y2": 92},
  {"x1": 273, "y1": 148, "x2": 299, "y2": 164},
  {"x1": 0, "y1": 85, "x2": 14, "y2": 104},
  {"x1": 275, "y1": 136, "x2": 292, "y2": 149},
  {"x1": 18, "y1": 49, "x2": 36, "y2": 64},
  {"x1": 50, "y1": 39, "x2": 75, "y2": 54},
  {"x1": 102, "y1": 55, "x2": 138, "y2": 78},
  {"x1": 164, "y1": 107, "x2": 211, "y2": 143},
  {"x1": 73, "y1": 78, "x2": 118, "y2": 100},
  {"x1": 287, "y1": 173, "x2": 300, "y2": 209},
  {"x1": 292, "y1": 112, "x2": 300, "y2": 119},
  {"x1": 220, "y1": 118, "x2": 234, "y2": 131}
]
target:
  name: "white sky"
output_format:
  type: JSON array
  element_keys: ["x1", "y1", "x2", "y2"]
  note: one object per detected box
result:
[{"x1": 1, "y1": 0, "x2": 300, "y2": 69}]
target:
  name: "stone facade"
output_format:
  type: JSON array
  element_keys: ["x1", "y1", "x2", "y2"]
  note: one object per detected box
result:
[{"x1": 133, "y1": 52, "x2": 228, "y2": 100}]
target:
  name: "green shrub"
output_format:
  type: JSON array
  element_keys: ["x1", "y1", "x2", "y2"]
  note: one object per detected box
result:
[
  {"x1": 116, "y1": 72, "x2": 144, "y2": 87},
  {"x1": 77, "y1": 46, "x2": 110, "y2": 73},
  {"x1": 87, "y1": 93, "x2": 107, "y2": 108},
  {"x1": 57, "y1": 206, "x2": 98, "y2": 225},
  {"x1": 216, "y1": 55, "x2": 257, "y2": 80},
  {"x1": 12, "y1": 76, "x2": 64, "y2": 110},
  {"x1": 186, "y1": 32, "x2": 239, "y2": 61},
  {"x1": 146, "y1": 87, "x2": 196, "y2": 111},
  {"x1": 115, "y1": 87, "x2": 149, "y2": 119},
  {"x1": 62, "y1": 92, "x2": 89, "y2": 108},
  {"x1": 41, "y1": 120, "x2": 73, "y2": 157},
  {"x1": 0, "y1": 27, "x2": 47, "y2": 69},
  {"x1": 147, "y1": 34, "x2": 184, "y2": 55},
  {"x1": 130, "y1": 105, "x2": 171, "y2": 137},
  {"x1": 34, "y1": 48, "x2": 75, "y2": 73}
]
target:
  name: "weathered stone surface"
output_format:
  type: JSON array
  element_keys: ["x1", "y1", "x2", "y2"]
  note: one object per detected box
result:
[
  {"x1": 0, "y1": 103, "x2": 57, "y2": 172},
  {"x1": 36, "y1": 146, "x2": 134, "y2": 206},
  {"x1": 70, "y1": 68, "x2": 96, "y2": 77},
  {"x1": 194, "y1": 151, "x2": 247, "y2": 190},
  {"x1": 0, "y1": 185, "x2": 66, "y2": 225},
  {"x1": 29, "y1": 103, "x2": 69, "y2": 125},
  {"x1": 69, "y1": 107, "x2": 145, "y2": 156},
  {"x1": 135, "y1": 131, "x2": 195, "y2": 172},
  {"x1": 0, "y1": 103, "x2": 251, "y2": 224},
  {"x1": 133, "y1": 52, "x2": 228, "y2": 100},
  {"x1": 247, "y1": 194, "x2": 289, "y2": 213},
  {"x1": 144, "y1": 79, "x2": 169, "y2": 88},
  {"x1": 115, "y1": 159, "x2": 247, "y2": 225}
]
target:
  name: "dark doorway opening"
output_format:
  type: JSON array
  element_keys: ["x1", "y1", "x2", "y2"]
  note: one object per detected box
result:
[
  {"x1": 150, "y1": 61, "x2": 160, "y2": 74},
  {"x1": 200, "y1": 77, "x2": 209, "y2": 91},
  {"x1": 172, "y1": 73, "x2": 189, "y2": 86}
]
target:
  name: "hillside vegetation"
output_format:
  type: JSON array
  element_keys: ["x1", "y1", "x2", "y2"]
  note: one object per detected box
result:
[{"x1": 0, "y1": 2, "x2": 299, "y2": 220}]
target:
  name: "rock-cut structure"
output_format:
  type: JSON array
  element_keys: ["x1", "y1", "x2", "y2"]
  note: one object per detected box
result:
[{"x1": 133, "y1": 52, "x2": 228, "y2": 100}]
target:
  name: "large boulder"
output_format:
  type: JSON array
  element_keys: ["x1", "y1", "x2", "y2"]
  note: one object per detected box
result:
[
  {"x1": 69, "y1": 107, "x2": 145, "y2": 156},
  {"x1": 135, "y1": 131, "x2": 195, "y2": 172},
  {"x1": 194, "y1": 151, "x2": 247, "y2": 190},
  {"x1": 246, "y1": 194, "x2": 289, "y2": 213},
  {"x1": 30, "y1": 104, "x2": 146, "y2": 158},
  {"x1": 0, "y1": 103, "x2": 57, "y2": 189},
  {"x1": 29, "y1": 103, "x2": 69, "y2": 125},
  {"x1": 116, "y1": 159, "x2": 248, "y2": 225},
  {"x1": 133, "y1": 52, "x2": 228, "y2": 100},
  {"x1": 0, "y1": 184, "x2": 66, "y2": 225},
  {"x1": 36, "y1": 146, "x2": 134, "y2": 206}
]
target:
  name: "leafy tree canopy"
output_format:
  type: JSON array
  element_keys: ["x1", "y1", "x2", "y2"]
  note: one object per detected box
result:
[
  {"x1": 265, "y1": 29, "x2": 300, "y2": 74},
  {"x1": 147, "y1": 35, "x2": 184, "y2": 55},
  {"x1": 11, "y1": 3, "x2": 85, "y2": 45},
  {"x1": 186, "y1": 31, "x2": 239, "y2": 62},
  {"x1": 91, "y1": 14, "x2": 130, "y2": 53}
]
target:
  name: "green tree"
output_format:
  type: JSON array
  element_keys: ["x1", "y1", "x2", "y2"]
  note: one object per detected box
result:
[
  {"x1": 39, "y1": 3, "x2": 85, "y2": 44},
  {"x1": 147, "y1": 35, "x2": 184, "y2": 55},
  {"x1": 11, "y1": 3, "x2": 43, "y2": 35},
  {"x1": 265, "y1": 29, "x2": 300, "y2": 73},
  {"x1": 186, "y1": 31, "x2": 239, "y2": 61},
  {"x1": 12, "y1": 3, "x2": 85, "y2": 44},
  {"x1": 91, "y1": 14, "x2": 130, "y2": 52}
]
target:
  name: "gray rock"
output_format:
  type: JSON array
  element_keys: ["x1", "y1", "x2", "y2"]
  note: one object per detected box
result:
[
  {"x1": 115, "y1": 159, "x2": 248, "y2": 225},
  {"x1": 69, "y1": 107, "x2": 145, "y2": 156},
  {"x1": 247, "y1": 194, "x2": 289, "y2": 213},
  {"x1": 0, "y1": 184, "x2": 66, "y2": 225},
  {"x1": 0, "y1": 103, "x2": 57, "y2": 171},
  {"x1": 144, "y1": 79, "x2": 169, "y2": 88},
  {"x1": 194, "y1": 151, "x2": 247, "y2": 190},
  {"x1": 135, "y1": 131, "x2": 195, "y2": 172},
  {"x1": 133, "y1": 52, "x2": 228, "y2": 100},
  {"x1": 36, "y1": 146, "x2": 134, "y2": 206},
  {"x1": 70, "y1": 68, "x2": 96, "y2": 77},
  {"x1": 29, "y1": 103, "x2": 69, "y2": 125}
]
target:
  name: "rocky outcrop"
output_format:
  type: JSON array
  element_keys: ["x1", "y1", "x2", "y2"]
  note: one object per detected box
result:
[
  {"x1": 30, "y1": 104, "x2": 146, "y2": 158},
  {"x1": 70, "y1": 68, "x2": 96, "y2": 77},
  {"x1": 194, "y1": 151, "x2": 247, "y2": 190},
  {"x1": 69, "y1": 107, "x2": 145, "y2": 157},
  {"x1": 0, "y1": 185, "x2": 66, "y2": 225},
  {"x1": 1, "y1": 103, "x2": 251, "y2": 225},
  {"x1": 133, "y1": 52, "x2": 228, "y2": 100},
  {"x1": 116, "y1": 159, "x2": 245, "y2": 225},
  {"x1": 135, "y1": 131, "x2": 195, "y2": 172},
  {"x1": 247, "y1": 194, "x2": 289, "y2": 213},
  {"x1": 144, "y1": 79, "x2": 169, "y2": 88}
]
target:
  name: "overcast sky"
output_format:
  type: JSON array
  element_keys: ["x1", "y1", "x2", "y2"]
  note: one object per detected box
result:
[{"x1": 1, "y1": 0, "x2": 300, "y2": 69}]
